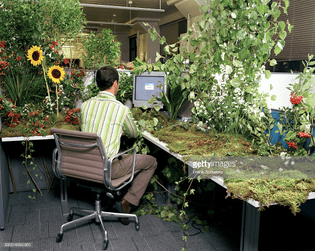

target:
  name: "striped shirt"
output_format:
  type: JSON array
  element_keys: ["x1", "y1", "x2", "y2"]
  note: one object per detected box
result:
[{"x1": 80, "y1": 91, "x2": 139, "y2": 158}]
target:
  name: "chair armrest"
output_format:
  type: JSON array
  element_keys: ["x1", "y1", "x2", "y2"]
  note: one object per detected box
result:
[
  {"x1": 105, "y1": 148, "x2": 137, "y2": 191},
  {"x1": 52, "y1": 148, "x2": 62, "y2": 179}
]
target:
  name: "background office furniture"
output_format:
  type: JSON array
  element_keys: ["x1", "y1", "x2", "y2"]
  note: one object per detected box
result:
[{"x1": 51, "y1": 128, "x2": 140, "y2": 250}]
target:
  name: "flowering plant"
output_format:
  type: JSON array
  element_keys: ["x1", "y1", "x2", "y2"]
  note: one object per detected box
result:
[
  {"x1": 0, "y1": 96, "x2": 21, "y2": 127},
  {"x1": 276, "y1": 55, "x2": 315, "y2": 156},
  {"x1": 290, "y1": 93, "x2": 303, "y2": 105},
  {"x1": 59, "y1": 69, "x2": 86, "y2": 109},
  {"x1": 65, "y1": 108, "x2": 80, "y2": 125}
]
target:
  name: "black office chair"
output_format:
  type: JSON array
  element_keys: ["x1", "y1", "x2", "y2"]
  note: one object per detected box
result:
[{"x1": 51, "y1": 128, "x2": 140, "y2": 250}]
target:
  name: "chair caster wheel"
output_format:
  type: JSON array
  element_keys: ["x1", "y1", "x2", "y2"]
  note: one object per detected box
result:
[
  {"x1": 56, "y1": 233, "x2": 63, "y2": 243},
  {"x1": 67, "y1": 214, "x2": 73, "y2": 222},
  {"x1": 103, "y1": 239, "x2": 108, "y2": 250},
  {"x1": 135, "y1": 222, "x2": 140, "y2": 231}
]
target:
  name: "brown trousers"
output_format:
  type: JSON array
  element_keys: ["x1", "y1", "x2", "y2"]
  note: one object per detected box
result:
[{"x1": 111, "y1": 154, "x2": 157, "y2": 206}]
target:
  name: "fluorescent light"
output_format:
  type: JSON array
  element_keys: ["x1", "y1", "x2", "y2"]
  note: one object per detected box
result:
[{"x1": 80, "y1": 3, "x2": 165, "y2": 12}]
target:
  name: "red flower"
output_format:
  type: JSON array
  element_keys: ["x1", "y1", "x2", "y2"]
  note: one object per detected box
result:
[
  {"x1": 297, "y1": 131, "x2": 311, "y2": 138},
  {"x1": 286, "y1": 141, "x2": 298, "y2": 149},
  {"x1": 52, "y1": 41, "x2": 58, "y2": 46},
  {"x1": 290, "y1": 93, "x2": 303, "y2": 105},
  {"x1": 15, "y1": 56, "x2": 22, "y2": 62},
  {"x1": 64, "y1": 58, "x2": 69, "y2": 64}
]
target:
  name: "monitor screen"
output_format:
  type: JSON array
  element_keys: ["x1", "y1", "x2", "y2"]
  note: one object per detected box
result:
[{"x1": 133, "y1": 71, "x2": 166, "y2": 108}]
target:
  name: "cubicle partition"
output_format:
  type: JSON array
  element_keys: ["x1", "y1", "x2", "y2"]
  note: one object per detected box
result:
[{"x1": 0, "y1": 118, "x2": 10, "y2": 230}]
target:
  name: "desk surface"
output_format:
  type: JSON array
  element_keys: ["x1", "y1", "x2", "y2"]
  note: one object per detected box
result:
[
  {"x1": 1, "y1": 135, "x2": 54, "y2": 142},
  {"x1": 142, "y1": 131, "x2": 315, "y2": 208}
]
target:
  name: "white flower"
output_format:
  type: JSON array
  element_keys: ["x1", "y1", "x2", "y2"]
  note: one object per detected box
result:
[
  {"x1": 291, "y1": 161, "x2": 295, "y2": 166},
  {"x1": 284, "y1": 161, "x2": 289, "y2": 166},
  {"x1": 231, "y1": 12, "x2": 236, "y2": 19},
  {"x1": 236, "y1": 169, "x2": 240, "y2": 173},
  {"x1": 279, "y1": 168, "x2": 283, "y2": 172}
]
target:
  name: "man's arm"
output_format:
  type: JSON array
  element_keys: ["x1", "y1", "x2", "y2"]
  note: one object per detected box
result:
[{"x1": 122, "y1": 109, "x2": 139, "y2": 138}]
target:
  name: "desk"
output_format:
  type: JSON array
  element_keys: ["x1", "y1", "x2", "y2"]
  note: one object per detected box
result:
[{"x1": 142, "y1": 131, "x2": 315, "y2": 251}]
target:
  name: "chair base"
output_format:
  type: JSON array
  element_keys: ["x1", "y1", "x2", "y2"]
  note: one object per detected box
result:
[{"x1": 56, "y1": 194, "x2": 140, "y2": 250}]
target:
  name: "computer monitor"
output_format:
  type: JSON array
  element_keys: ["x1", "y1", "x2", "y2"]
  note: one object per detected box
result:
[{"x1": 133, "y1": 71, "x2": 167, "y2": 108}]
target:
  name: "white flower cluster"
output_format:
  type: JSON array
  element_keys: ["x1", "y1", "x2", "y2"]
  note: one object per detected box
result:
[{"x1": 22, "y1": 104, "x2": 30, "y2": 116}]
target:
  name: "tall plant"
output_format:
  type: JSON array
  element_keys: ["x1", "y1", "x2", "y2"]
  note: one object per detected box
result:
[
  {"x1": 82, "y1": 29, "x2": 121, "y2": 69},
  {"x1": 0, "y1": 0, "x2": 85, "y2": 56},
  {"x1": 276, "y1": 55, "x2": 315, "y2": 156},
  {"x1": 149, "y1": 0, "x2": 291, "y2": 145}
]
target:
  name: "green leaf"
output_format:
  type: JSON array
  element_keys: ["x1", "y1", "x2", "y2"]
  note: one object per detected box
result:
[
  {"x1": 155, "y1": 52, "x2": 161, "y2": 62},
  {"x1": 199, "y1": 20, "x2": 206, "y2": 30},
  {"x1": 159, "y1": 36, "x2": 166, "y2": 45},
  {"x1": 265, "y1": 70, "x2": 272, "y2": 79},
  {"x1": 199, "y1": 92, "x2": 209, "y2": 98},
  {"x1": 183, "y1": 74, "x2": 190, "y2": 83},
  {"x1": 231, "y1": 77, "x2": 240, "y2": 87},
  {"x1": 270, "y1": 59, "x2": 277, "y2": 66},
  {"x1": 278, "y1": 21, "x2": 285, "y2": 31},
  {"x1": 232, "y1": 60, "x2": 242, "y2": 67},
  {"x1": 279, "y1": 31, "x2": 287, "y2": 40},
  {"x1": 188, "y1": 91, "x2": 195, "y2": 100},
  {"x1": 153, "y1": 117, "x2": 159, "y2": 126},
  {"x1": 164, "y1": 46, "x2": 170, "y2": 55},
  {"x1": 274, "y1": 44, "x2": 282, "y2": 56},
  {"x1": 288, "y1": 23, "x2": 294, "y2": 33},
  {"x1": 150, "y1": 32, "x2": 157, "y2": 41},
  {"x1": 271, "y1": 95, "x2": 277, "y2": 101}
]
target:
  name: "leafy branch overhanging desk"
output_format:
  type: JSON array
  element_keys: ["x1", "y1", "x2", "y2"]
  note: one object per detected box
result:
[{"x1": 141, "y1": 130, "x2": 315, "y2": 251}]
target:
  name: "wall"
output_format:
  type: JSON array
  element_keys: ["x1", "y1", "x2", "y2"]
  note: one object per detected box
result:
[
  {"x1": 258, "y1": 72, "x2": 299, "y2": 110},
  {"x1": 115, "y1": 33, "x2": 129, "y2": 63},
  {"x1": 160, "y1": 22, "x2": 179, "y2": 57}
]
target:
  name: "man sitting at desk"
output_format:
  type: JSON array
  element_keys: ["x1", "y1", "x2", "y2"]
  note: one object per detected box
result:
[{"x1": 80, "y1": 65, "x2": 157, "y2": 225}]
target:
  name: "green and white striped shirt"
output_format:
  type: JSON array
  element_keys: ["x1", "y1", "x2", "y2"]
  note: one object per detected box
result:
[{"x1": 80, "y1": 91, "x2": 139, "y2": 158}]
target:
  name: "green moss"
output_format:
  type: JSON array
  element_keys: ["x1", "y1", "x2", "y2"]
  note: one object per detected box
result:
[
  {"x1": 152, "y1": 124, "x2": 255, "y2": 156},
  {"x1": 224, "y1": 178, "x2": 315, "y2": 215},
  {"x1": 0, "y1": 113, "x2": 80, "y2": 138}
]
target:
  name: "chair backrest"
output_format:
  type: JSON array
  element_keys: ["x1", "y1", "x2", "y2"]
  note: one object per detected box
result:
[
  {"x1": 51, "y1": 128, "x2": 135, "y2": 191},
  {"x1": 51, "y1": 128, "x2": 108, "y2": 185}
]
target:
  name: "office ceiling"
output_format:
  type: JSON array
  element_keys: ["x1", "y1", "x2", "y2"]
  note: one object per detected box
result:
[{"x1": 79, "y1": 0, "x2": 181, "y2": 33}]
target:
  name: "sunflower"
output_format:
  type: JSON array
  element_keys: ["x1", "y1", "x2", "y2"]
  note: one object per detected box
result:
[
  {"x1": 47, "y1": 65, "x2": 65, "y2": 84},
  {"x1": 27, "y1": 46, "x2": 43, "y2": 66}
]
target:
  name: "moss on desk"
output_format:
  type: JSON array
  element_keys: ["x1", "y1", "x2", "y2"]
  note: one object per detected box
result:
[
  {"x1": 0, "y1": 113, "x2": 80, "y2": 138},
  {"x1": 224, "y1": 178, "x2": 315, "y2": 215},
  {"x1": 150, "y1": 123, "x2": 315, "y2": 215},
  {"x1": 152, "y1": 123, "x2": 256, "y2": 156}
]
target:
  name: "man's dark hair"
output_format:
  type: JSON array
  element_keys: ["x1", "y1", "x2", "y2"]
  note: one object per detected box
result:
[{"x1": 96, "y1": 66, "x2": 119, "y2": 91}]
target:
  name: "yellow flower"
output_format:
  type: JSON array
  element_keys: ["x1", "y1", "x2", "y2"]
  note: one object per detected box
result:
[
  {"x1": 27, "y1": 46, "x2": 43, "y2": 66},
  {"x1": 47, "y1": 65, "x2": 65, "y2": 84}
]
